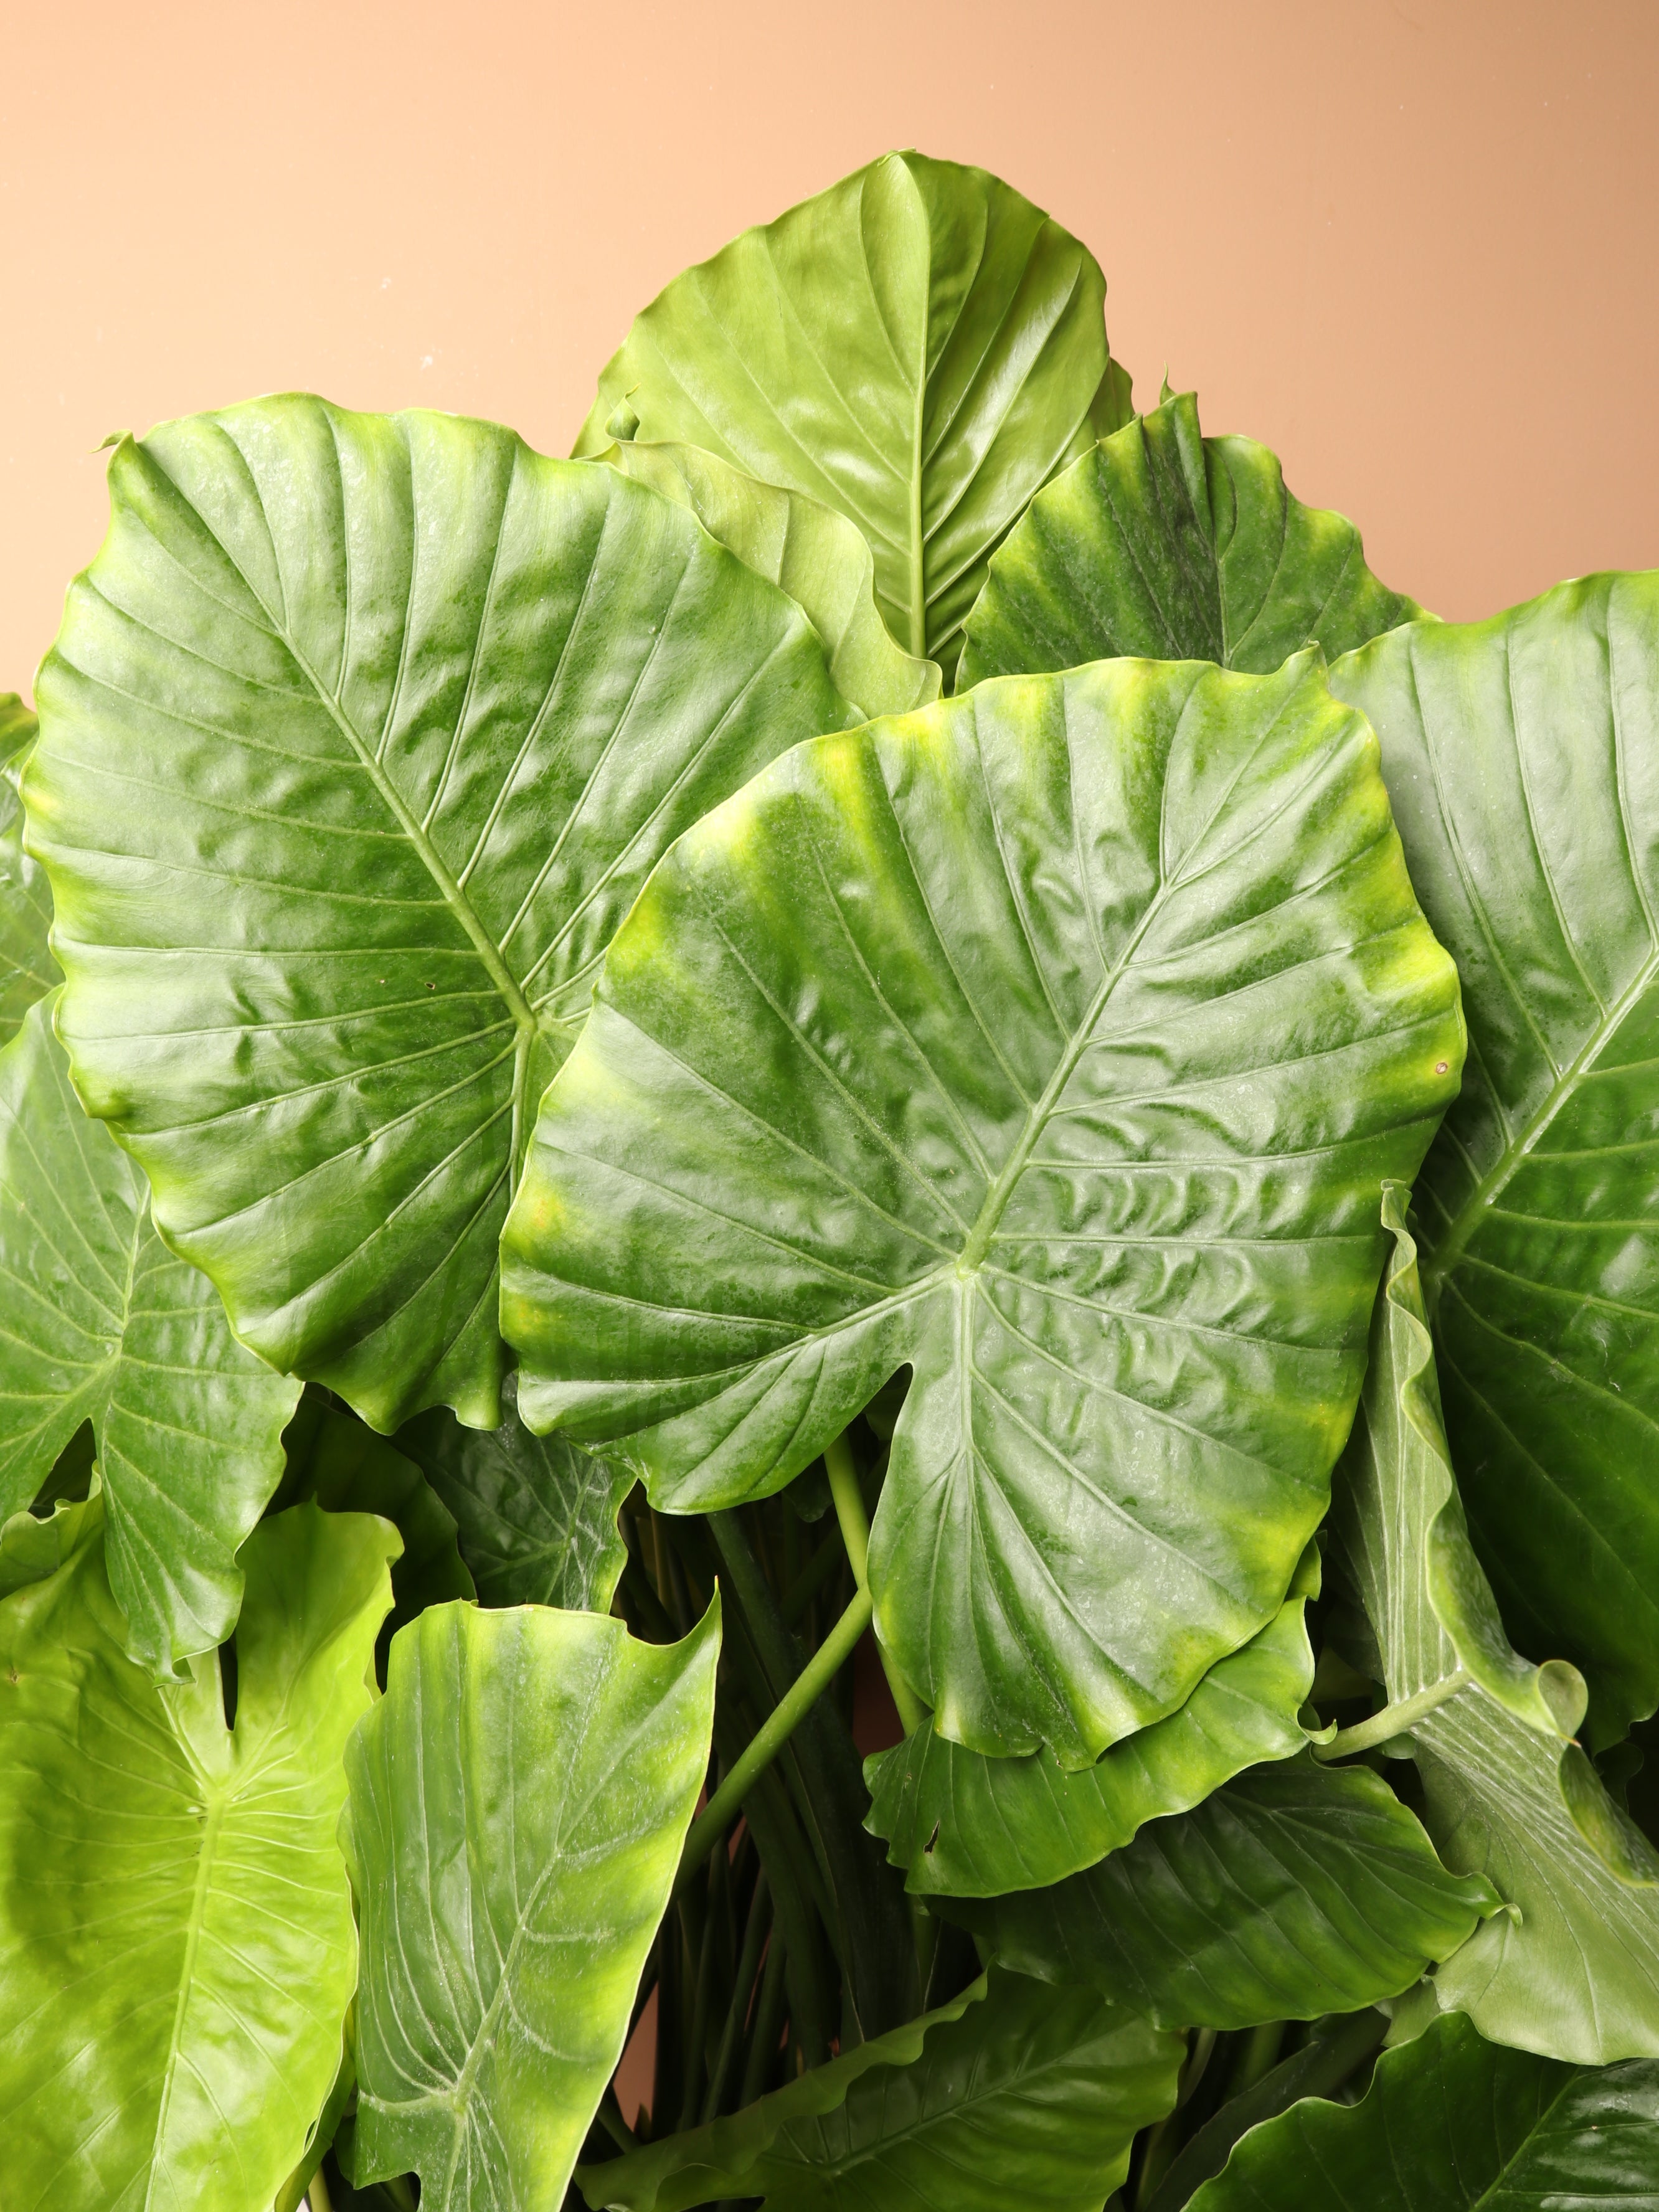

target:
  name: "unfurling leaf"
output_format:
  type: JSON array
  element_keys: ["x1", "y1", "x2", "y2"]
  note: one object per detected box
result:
[
  {"x1": 503, "y1": 651, "x2": 1462, "y2": 1766},
  {"x1": 344, "y1": 1597, "x2": 721, "y2": 2211},
  {"x1": 0, "y1": 1500, "x2": 396, "y2": 2211},
  {"x1": 27, "y1": 396, "x2": 850, "y2": 1433}
]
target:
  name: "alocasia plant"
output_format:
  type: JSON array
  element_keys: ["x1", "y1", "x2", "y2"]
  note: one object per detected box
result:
[{"x1": 1, "y1": 146, "x2": 1656, "y2": 2211}]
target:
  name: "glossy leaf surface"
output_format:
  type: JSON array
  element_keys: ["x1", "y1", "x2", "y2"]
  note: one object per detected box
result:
[
  {"x1": 27, "y1": 395, "x2": 849, "y2": 1432},
  {"x1": 594, "y1": 441, "x2": 940, "y2": 717},
  {"x1": 344, "y1": 1597, "x2": 720, "y2": 2211},
  {"x1": 960, "y1": 1754, "x2": 1496, "y2": 2031},
  {"x1": 0, "y1": 691, "x2": 54, "y2": 1043},
  {"x1": 1330, "y1": 1184, "x2": 1659, "y2": 2061},
  {"x1": 579, "y1": 1968, "x2": 1181, "y2": 2212},
  {"x1": 865, "y1": 1546, "x2": 1319, "y2": 1895},
  {"x1": 577, "y1": 150, "x2": 1131, "y2": 675},
  {"x1": 0, "y1": 1501, "x2": 395, "y2": 2211},
  {"x1": 0, "y1": 991, "x2": 301, "y2": 1673},
  {"x1": 1331, "y1": 573, "x2": 1659, "y2": 1741},
  {"x1": 399, "y1": 1378, "x2": 633, "y2": 1609},
  {"x1": 504, "y1": 652, "x2": 1463, "y2": 1765},
  {"x1": 958, "y1": 390, "x2": 1421, "y2": 688},
  {"x1": 1188, "y1": 2010, "x2": 1659, "y2": 2211}
]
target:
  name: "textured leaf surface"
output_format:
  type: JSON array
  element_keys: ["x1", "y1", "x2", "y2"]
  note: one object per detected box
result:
[
  {"x1": 0, "y1": 1501, "x2": 395, "y2": 2212},
  {"x1": 865, "y1": 1546, "x2": 1319, "y2": 1895},
  {"x1": 594, "y1": 441, "x2": 940, "y2": 718},
  {"x1": 27, "y1": 394, "x2": 850, "y2": 1432},
  {"x1": 503, "y1": 651, "x2": 1462, "y2": 1765},
  {"x1": 0, "y1": 991, "x2": 301, "y2": 1672},
  {"x1": 1331, "y1": 573, "x2": 1659, "y2": 1741},
  {"x1": 578, "y1": 1968, "x2": 1181, "y2": 2212},
  {"x1": 959, "y1": 1754, "x2": 1496, "y2": 2031},
  {"x1": 344, "y1": 1597, "x2": 720, "y2": 2211},
  {"x1": 0, "y1": 692, "x2": 54, "y2": 1043},
  {"x1": 1188, "y1": 2010, "x2": 1659, "y2": 2210},
  {"x1": 1330, "y1": 1184, "x2": 1659, "y2": 2061},
  {"x1": 958, "y1": 390, "x2": 1421, "y2": 688},
  {"x1": 399, "y1": 1378, "x2": 632, "y2": 1609},
  {"x1": 577, "y1": 150, "x2": 1130, "y2": 675}
]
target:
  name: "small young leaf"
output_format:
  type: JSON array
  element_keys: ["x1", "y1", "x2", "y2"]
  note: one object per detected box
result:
[{"x1": 0, "y1": 692, "x2": 54, "y2": 1043}]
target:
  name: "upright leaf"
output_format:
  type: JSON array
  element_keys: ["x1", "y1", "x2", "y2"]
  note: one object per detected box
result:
[
  {"x1": 27, "y1": 395, "x2": 851, "y2": 1432},
  {"x1": 503, "y1": 652, "x2": 1462, "y2": 1766},
  {"x1": 0, "y1": 691, "x2": 54, "y2": 1042},
  {"x1": 344, "y1": 1597, "x2": 721, "y2": 2211},
  {"x1": 0, "y1": 991, "x2": 301, "y2": 1673},
  {"x1": 576, "y1": 150, "x2": 1132, "y2": 676},
  {"x1": 958, "y1": 390, "x2": 1422, "y2": 688},
  {"x1": 578, "y1": 1968, "x2": 1181, "y2": 2212},
  {"x1": 1331, "y1": 573, "x2": 1659, "y2": 1740},
  {"x1": 959, "y1": 1754, "x2": 1497, "y2": 2031},
  {"x1": 1330, "y1": 1183, "x2": 1659, "y2": 2061},
  {"x1": 1188, "y1": 2010, "x2": 1659, "y2": 2211},
  {"x1": 0, "y1": 1501, "x2": 396, "y2": 2212}
]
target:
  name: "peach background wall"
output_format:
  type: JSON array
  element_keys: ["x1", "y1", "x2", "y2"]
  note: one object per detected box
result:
[{"x1": 1, "y1": 0, "x2": 1656, "y2": 697}]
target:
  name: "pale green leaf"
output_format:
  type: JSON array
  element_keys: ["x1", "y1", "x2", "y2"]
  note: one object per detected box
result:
[{"x1": 0, "y1": 691, "x2": 54, "y2": 1043}]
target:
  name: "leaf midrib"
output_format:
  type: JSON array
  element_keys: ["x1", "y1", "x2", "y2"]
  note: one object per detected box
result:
[{"x1": 143, "y1": 1787, "x2": 227, "y2": 2208}]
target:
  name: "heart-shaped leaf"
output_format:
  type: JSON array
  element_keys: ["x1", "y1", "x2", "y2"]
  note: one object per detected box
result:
[
  {"x1": 503, "y1": 651, "x2": 1463, "y2": 1765},
  {"x1": 0, "y1": 991, "x2": 302, "y2": 1673},
  {"x1": 958, "y1": 390, "x2": 1422, "y2": 689},
  {"x1": 865, "y1": 1543, "x2": 1319, "y2": 1895},
  {"x1": 576, "y1": 150, "x2": 1132, "y2": 679},
  {"x1": 1187, "y1": 2010, "x2": 1659, "y2": 2211},
  {"x1": 958, "y1": 1753, "x2": 1498, "y2": 2031},
  {"x1": 577, "y1": 1967, "x2": 1181, "y2": 2212},
  {"x1": 343, "y1": 1597, "x2": 720, "y2": 2211},
  {"x1": 0, "y1": 692, "x2": 54, "y2": 1044},
  {"x1": 1330, "y1": 1182, "x2": 1659, "y2": 2062},
  {"x1": 27, "y1": 395, "x2": 851, "y2": 1433},
  {"x1": 0, "y1": 1499, "x2": 396, "y2": 2212},
  {"x1": 1330, "y1": 573, "x2": 1659, "y2": 1743}
]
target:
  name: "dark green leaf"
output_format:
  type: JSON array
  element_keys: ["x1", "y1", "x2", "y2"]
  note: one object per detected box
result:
[
  {"x1": 958, "y1": 390, "x2": 1421, "y2": 688},
  {"x1": 502, "y1": 651, "x2": 1462, "y2": 1766},
  {"x1": 27, "y1": 395, "x2": 851, "y2": 1432},
  {"x1": 0, "y1": 691, "x2": 54, "y2": 1043}
]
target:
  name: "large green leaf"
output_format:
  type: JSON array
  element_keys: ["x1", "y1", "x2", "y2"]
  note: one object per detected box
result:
[
  {"x1": 343, "y1": 1596, "x2": 720, "y2": 2211},
  {"x1": 1330, "y1": 573, "x2": 1659, "y2": 1741},
  {"x1": 958, "y1": 1753, "x2": 1497, "y2": 2031},
  {"x1": 1330, "y1": 1183, "x2": 1659, "y2": 2061},
  {"x1": 398, "y1": 1378, "x2": 632, "y2": 1609},
  {"x1": 593, "y1": 441, "x2": 940, "y2": 718},
  {"x1": 957, "y1": 390, "x2": 1422, "y2": 689},
  {"x1": 1188, "y1": 2010, "x2": 1659, "y2": 2211},
  {"x1": 576, "y1": 150, "x2": 1132, "y2": 678},
  {"x1": 865, "y1": 1544, "x2": 1320, "y2": 1895},
  {"x1": 502, "y1": 651, "x2": 1463, "y2": 1766},
  {"x1": 0, "y1": 990, "x2": 301, "y2": 1673},
  {"x1": 27, "y1": 395, "x2": 851, "y2": 1434},
  {"x1": 578, "y1": 1967, "x2": 1181, "y2": 2212},
  {"x1": 0, "y1": 691, "x2": 54, "y2": 1043},
  {"x1": 0, "y1": 1500, "x2": 396, "y2": 2211}
]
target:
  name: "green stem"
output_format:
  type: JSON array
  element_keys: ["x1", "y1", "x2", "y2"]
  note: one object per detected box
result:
[
  {"x1": 598, "y1": 2084, "x2": 638, "y2": 2152},
  {"x1": 704, "y1": 1871, "x2": 773, "y2": 2122},
  {"x1": 1313, "y1": 1670, "x2": 1472, "y2": 1759},
  {"x1": 677, "y1": 1587, "x2": 872, "y2": 1893},
  {"x1": 307, "y1": 2168, "x2": 333, "y2": 2212},
  {"x1": 782, "y1": 1528, "x2": 844, "y2": 1627},
  {"x1": 823, "y1": 1431, "x2": 927, "y2": 1736},
  {"x1": 740, "y1": 1934, "x2": 790, "y2": 2108}
]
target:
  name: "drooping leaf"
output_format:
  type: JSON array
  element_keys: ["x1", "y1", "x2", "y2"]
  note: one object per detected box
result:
[
  {"x1": 865, "y1": 1543, "x2": 1320, "y2": 1895},
  {"x1": 398, "y1": 1376, "x2": 632, "y2": 1610},
  {"x1": 0, "y1": 991, "x2": 301, "y2": 1673},
  {"x1": 0, "y1": 691, "x2": 54, "y2": 1043},
  {"x1": 0, "y1": 1500, "x2": 397, "y2": 2211},
  {"x1": 593, "y1": 442, "x2": 940, "y2": 718},
  {"x1": 343, "y1": 1596, "x2": 721, "y2": 2211},
  {"x1": 1187, "y1": 2010, "x2": 1659, "y2": 2211},
  {"x1": 1330, "y1": 1183, "x2": 1659, "y2": 2061},
  {"x1": 577, "y1": 1968, "x2": 1181, "y2": 2212},
  {"x1": 0, "y1": 1468, "x2": 104, "y2": 1598},
  {"x1": 1330, "y1": 572, "x2": 1659, "y2": 1742},
  {"x1": 27, "y1": 395, "x2": 851, "y2": 1434},
  {"x1": 502, "y1": 651, "x2": 1463, "y2": 1767},
  {"x1": 958, "y1": 1753, "x2": 1497, "y2": 2031},
  {"x1": 576, "y1": 150, "x2": 1132, "y2": 677},
  {"x1": 957, "y1": 390, "x2": 1422, "y2": 688}
]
